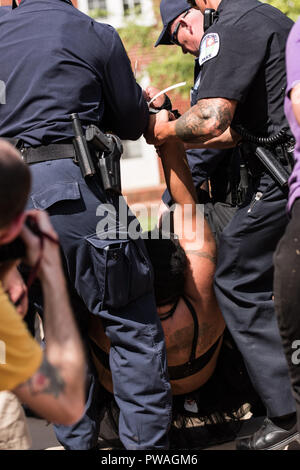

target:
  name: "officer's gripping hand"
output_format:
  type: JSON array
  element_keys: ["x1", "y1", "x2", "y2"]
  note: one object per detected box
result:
[{"x1": 143, "y1": 86, "x2": 166, "y2": 109}]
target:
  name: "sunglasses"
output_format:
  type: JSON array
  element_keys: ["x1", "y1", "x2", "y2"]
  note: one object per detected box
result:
[{"x1": 170, "y1": 10, "x2": 190, "y2": 46}]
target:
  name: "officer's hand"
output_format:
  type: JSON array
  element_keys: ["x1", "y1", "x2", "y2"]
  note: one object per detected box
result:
[
  {"x1": 144, "y1": 86, "x2": 166, "y2": 109},
  {"x1": 144, "y1": 109, "x2": 173, "y2": 146}
]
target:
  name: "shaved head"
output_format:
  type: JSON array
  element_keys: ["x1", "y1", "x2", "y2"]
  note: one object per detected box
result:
[{"x1": 0, "y1": 139, "x2": 31, "y2": 229}]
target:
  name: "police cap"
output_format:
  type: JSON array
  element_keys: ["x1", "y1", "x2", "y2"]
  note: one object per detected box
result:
[{"x1": 155, "y1": 0, "x2": 191, "y2": 47}]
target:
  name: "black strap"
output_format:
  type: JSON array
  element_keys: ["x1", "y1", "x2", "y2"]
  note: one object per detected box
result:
[
  {"x1": 168, "y1": 336, "x2": 222, "y2": 381},
  {"x1": 159, "y1": 298, "x2": 179, "y2": 321},
  {"x1": 182, "y1": 295, "x2": 199, "y2": 363},
  {"x1": 20, "y1": 143, "x2": 76, "y2": 164},
  {"x1": 89, "y1": 295, "x2": 222, "y2": 381},
  {"x1": 164, "y1": 295, "x2": 222, "y2": 381}
]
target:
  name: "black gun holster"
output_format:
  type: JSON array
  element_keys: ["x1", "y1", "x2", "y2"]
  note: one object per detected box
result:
[
  {"x1": 238, "y1": 141, "x2": 292, "y2": 203},
  {"x1": 85, "y1": 125, "x2": 123, "y2": 194},
  {"x1": 70, "y1": 114, "x2": 123, "y2": 194}
]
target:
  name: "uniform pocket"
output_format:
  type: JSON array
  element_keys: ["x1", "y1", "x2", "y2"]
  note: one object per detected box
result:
[
  {"x1": 247, "y1": 191, "x2": 263, "y2": 215},
  {"x1": 85, "y1": 235, "x2": 153, "y2": 310},
  {"x1": 246, "y1": 179, "x2": 277, "y2": 219},
  {"x1": 31, "y1": 182, "x2": 81, "y2": 210}
]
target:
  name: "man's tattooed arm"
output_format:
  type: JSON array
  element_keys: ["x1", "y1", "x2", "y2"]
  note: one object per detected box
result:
[
  {"x1": 13, "y1": 351, "x2": 82, "y2": 425},
  {"x1": 25, "y1": 355, "x2": 65, "y2": 398},
  {"x1": 175, "y1": 98, "x2": 237, "y2": 143}
]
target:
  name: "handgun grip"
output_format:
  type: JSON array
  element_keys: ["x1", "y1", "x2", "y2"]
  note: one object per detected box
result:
[{"x1": 86, "y1": 125, "x2": 111, "y2": 152}]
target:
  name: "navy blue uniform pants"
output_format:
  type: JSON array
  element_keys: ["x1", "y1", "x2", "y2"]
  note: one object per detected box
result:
[
  {"x1": 274, "y1": 198, "x2": 300, "y2": 432},
  {"x1": 214, "y1": 172, "x2": 296, "y2": 417},
  {"x1": 27, "y1": 159, "x2": 172, "y2": 450}
]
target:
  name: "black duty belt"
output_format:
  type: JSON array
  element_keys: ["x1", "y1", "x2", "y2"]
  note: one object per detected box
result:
[{"x1": 20, "y1": 143, "x2": 76, "y2": 165}]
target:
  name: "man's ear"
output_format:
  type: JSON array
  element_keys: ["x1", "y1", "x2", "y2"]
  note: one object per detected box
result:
[
  {"x1": 0, "y1": 212, "x2": 26, "y2": 245},
  {"x1": 178, "y1": 17, "x2": 194, "y2": 37}
]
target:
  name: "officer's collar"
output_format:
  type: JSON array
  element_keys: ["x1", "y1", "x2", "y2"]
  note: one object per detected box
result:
[
  {"x1": 216, "y1": 0, "x2": 227, "y2": 14},
  {"x1": 217, "y1": 0, "x2": 256, "y2": 15},
  {"x1": 14, "y1": 0, "x2": 73, "y2": 8}
]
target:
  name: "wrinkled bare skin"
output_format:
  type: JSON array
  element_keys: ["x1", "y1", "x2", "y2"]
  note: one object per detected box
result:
[{"x1": 175, "y1": 98, "x2": 234, "y2": 143}]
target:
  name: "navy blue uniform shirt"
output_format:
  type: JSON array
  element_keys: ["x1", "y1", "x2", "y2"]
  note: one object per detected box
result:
[
  {"x1": 0, "y1": 0, "x2": 149, "y2": 146},
  {"x1": 197, "y1": 0, "x2": 293, "y2": 136}
]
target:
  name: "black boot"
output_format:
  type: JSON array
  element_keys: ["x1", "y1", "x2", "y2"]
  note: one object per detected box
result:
[{"x1": 236, "y1": 417, "x2": 300, "y2": 450}]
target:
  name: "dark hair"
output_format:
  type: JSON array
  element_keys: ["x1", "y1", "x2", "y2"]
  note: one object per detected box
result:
[
  {"x1": 187, "y1": 0, "x2": 197, "y2": 6},
  {"x1": 0, "y1": 140, "x2": 31, "y2": 229},
  {"x1": 143, "y1": 229, "x2": 187, "y2": 306}
]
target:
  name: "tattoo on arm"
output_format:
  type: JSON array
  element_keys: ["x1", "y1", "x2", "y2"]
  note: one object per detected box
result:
[
  {"x1": 26, "y1": 356, "x2": 65, "y2": 398},
  {"x1": 186, "y1": 250, "x2": 217, "y2": 265},
  {"x1": 175, "y1": 98, "x2": 233, "y2": 143}
]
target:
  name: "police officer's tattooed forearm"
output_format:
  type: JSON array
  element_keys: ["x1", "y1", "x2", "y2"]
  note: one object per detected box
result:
[
  {"x1": 25, "y1": 356, "x2": 65, "y2": 398},
  {"x1": 175, "y1": 98, "x2": 234, "y2": 143}
]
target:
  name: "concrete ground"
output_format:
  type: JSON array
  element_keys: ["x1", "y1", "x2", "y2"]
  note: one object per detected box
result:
[{"x1": 26, "y1": 415, "x2": 300, "y2": 451}]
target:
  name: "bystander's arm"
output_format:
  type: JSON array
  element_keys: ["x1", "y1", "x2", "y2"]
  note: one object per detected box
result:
[{"x1": 13, "y1": 211, "x2": 85, "y2": 426}]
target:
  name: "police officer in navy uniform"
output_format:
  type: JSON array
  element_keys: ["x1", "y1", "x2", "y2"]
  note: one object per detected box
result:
[
  {"x1": 147, "y1": 0, "x2": 299, "y2": 450},
  {"x1": 153, "y1": 0, "x2": 239, "y2": 244},
  {"x1": 0, "y1": 0, "x2": 172, "y2": 450}
]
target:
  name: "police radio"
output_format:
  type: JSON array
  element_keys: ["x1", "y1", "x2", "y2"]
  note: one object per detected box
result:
[{"x1": 203, "y1": 9, "x2": 219, "y2": 32}]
